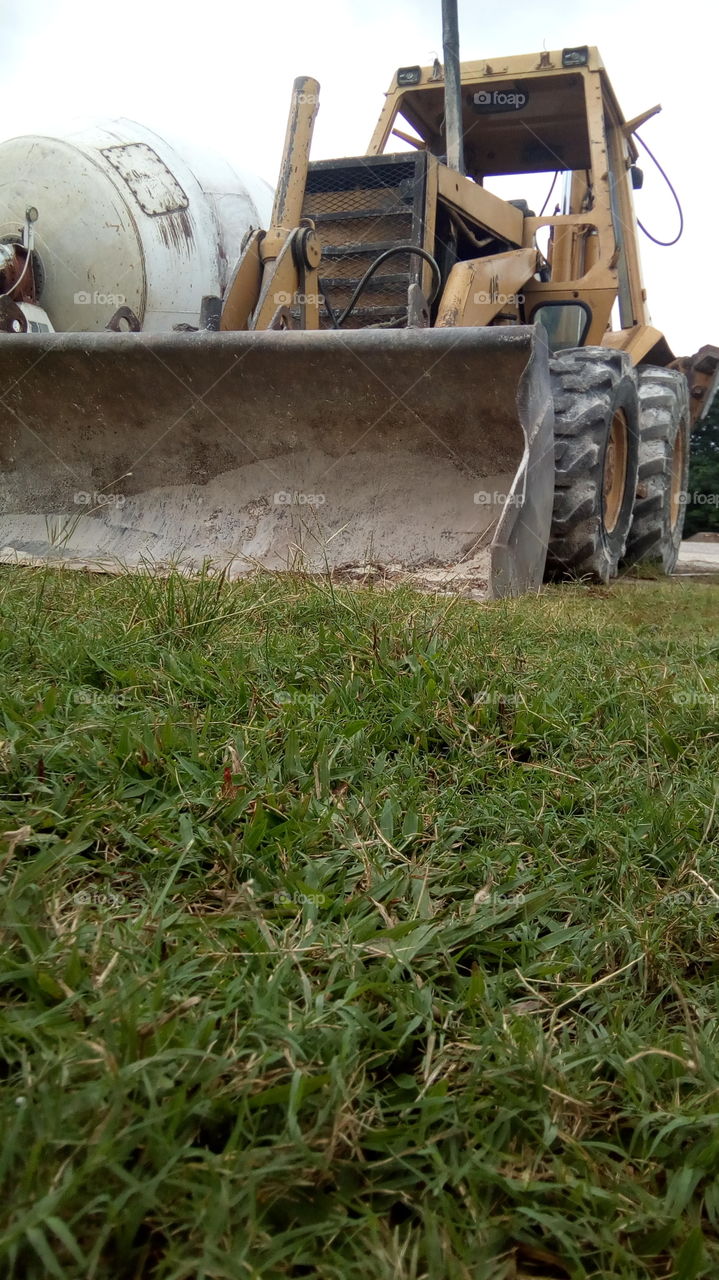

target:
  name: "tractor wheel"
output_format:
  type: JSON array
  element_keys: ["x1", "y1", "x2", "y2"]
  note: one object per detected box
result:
[
  {"x1": 622, "y1": 366, "x2": 690, "y2": 574},
  {"x1": 546, "y1": 347, "x2": 640, "y2": 582}
]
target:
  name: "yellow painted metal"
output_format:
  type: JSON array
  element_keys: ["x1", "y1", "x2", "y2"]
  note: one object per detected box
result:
[
  {"x1": 221, "y1": 76, "x2": 320, "y2": 332},
  {"x1": 259, "y1": 229, "x2": 291, "y2": 264},
  {"x1": 602, "y1": 324, "x2": 672, "y2": 364},
  {"x1": 603, "y1": 90, "x2": 649, "y2": 331},
  {"x1": 299, "y1": 264, "x2": 321, "y2": 331},
  {"x1": 548, "y1": 225, "x2": 573, "y2": 284},
  {"x1": 220, "y1": 230, "x2": 263, "y2": 332},
  {"x1": 623, "y1": 104, "x2": 662, "y2": 137},
  {"x1": 437, "y1": 166, "x2": 523, "y2": 246},
  {"x1": 270, "y1": 77, "x2": 320, "y2": 233},
  {"x1": 602, "y1": 410, "x2": 629, "y2": 533},
  {"x1": 436, "y1": 248, "x2": 537, "y2": 328},
  {"x1": 522, "y1": 286, "x2": 614, "y2": 347},
  {"x1": 367, "y1": 48, "x2": 608, "y2": 155},
  {"x1": 391, "y1": 128, "x2": 427, "y2": 149},
  {"x1": 251, "y1": 233, "x2": 303, "y2": 331},
  {"x1": 421, "y1": 156, "x2": 439, "y2": 303},
  {"x1": 366, "y1": 47, "x2": 667, "y2": 365},
  {"x1": 220, "y1": 46, "x2": 676, "y2": 371}
]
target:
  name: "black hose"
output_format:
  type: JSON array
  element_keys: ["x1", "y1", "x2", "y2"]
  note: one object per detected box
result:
[
  {"x1": 321, "y1": 246, "x2": 442, "y2": 329},
  {"x1": 321, "y1": 284, "x2": 340, "y2": 329}
]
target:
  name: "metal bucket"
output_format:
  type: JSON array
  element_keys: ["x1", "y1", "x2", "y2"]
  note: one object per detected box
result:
[{"x1": 0, "y1": 325, "x2": 554, "y2": 597}]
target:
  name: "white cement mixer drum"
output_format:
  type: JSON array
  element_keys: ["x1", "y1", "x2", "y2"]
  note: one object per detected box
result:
[{"x1": 0, "y1": 120, "x2": 272, "y2": 333}]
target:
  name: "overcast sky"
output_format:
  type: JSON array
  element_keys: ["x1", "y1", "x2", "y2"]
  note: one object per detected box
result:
[{"x1": 0, "y1": 0, "x2": 712, "y2": 353}]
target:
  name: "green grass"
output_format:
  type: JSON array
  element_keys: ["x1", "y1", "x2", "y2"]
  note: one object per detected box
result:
[{"x1": 1, "y1": 566, "x2": 718, "y2": 1279}]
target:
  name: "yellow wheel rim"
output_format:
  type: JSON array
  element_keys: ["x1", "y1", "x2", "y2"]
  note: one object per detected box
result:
[{"x1": 602, "y1": 409, "x2": 629, "y2": 535}]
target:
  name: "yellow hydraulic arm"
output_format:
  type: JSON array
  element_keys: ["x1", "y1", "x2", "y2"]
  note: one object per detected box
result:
[{"x1": 221, "y1": 77, "x2": 322, "y2": 331}]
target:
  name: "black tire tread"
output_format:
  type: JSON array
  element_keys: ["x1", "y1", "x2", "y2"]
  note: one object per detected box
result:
[
  {"x1": 623, "y1": 366, "x2": 690, "y2": 573},
  {"x1": 546, "y1": 347, "x2": 640, "y2": 582}
]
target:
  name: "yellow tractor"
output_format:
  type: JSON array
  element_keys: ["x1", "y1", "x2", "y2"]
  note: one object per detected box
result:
[{"x1": 0, "y1": 1, "x2": 715, "y2": 595}]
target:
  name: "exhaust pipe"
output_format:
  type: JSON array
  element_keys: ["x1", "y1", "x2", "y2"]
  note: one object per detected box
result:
[{"x1": 442, "y1": 0, "x2": 465, "y2": 174}]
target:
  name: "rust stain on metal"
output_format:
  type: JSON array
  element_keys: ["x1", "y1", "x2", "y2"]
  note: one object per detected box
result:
[
  {"x1": 0, "y1": 243, "x2": 37, "y2": 303},
  {"x1": 101, "y1": 143, "x2": 189, "y2": 217},
  {"x1": 156, "y1": 209, "x2": 195, "y2": 255},
  {"x1": 436, "y1": 305, "x2": 459, "y2": 327},
  {"x1": 0, "y1": 297, "x2": 27, "y2": 332}
]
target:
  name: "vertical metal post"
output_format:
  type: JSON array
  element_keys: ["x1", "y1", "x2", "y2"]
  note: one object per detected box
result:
[
  {"x1": 270, "y1": 76, "x2": 320, "y2": 231},
  {"x1": 441, "y1": 0, "x2": 465, "y2": 174}
]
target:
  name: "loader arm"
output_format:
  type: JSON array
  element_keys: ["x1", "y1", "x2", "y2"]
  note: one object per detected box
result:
[
  {"x1": 436, "y1": 248, "x2": 538, "y2": 328},
  {"x1": 221, "y1": 77, "x2": 322, "y2": 332}
]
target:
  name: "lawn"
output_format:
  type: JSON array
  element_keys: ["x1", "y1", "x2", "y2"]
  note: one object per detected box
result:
[{"x1": 1, "y1": 567, "x2": 718, "y2": 1279}]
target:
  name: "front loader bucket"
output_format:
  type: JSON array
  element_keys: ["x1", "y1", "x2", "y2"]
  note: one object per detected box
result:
[{"x1": 0, "y1": 326, "x2": 554, "y2": 598}]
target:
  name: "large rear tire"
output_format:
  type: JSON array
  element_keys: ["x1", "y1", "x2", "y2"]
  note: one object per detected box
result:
[
  {"x1": 546, "y1": 348, "x2": 640, "y2": 582},
  {"x1": 622, "y1": 366, "x2": 690, "y2": 574}
]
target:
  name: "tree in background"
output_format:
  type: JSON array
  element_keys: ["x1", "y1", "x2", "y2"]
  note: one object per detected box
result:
[{"x1": 684, "y1": 396, "x2": 719, "y2": 537}]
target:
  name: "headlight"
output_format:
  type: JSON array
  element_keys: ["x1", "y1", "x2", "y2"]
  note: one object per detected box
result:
[
  {"x1": 562, "y1": 46, "x2": 589, "y2": 67},
  {"x1": 397, "y1": 66, "x2": 422, "y2": 86}
]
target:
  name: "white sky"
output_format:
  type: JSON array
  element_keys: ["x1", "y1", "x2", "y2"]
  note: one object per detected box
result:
[{"x1": 0, "y1": 0, "x2": 713, "y2": 353}]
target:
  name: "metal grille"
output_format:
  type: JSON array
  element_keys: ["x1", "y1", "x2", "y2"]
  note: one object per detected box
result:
[{"x1": 299, "y1": 154, "x2": 428, "y2": 329}]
